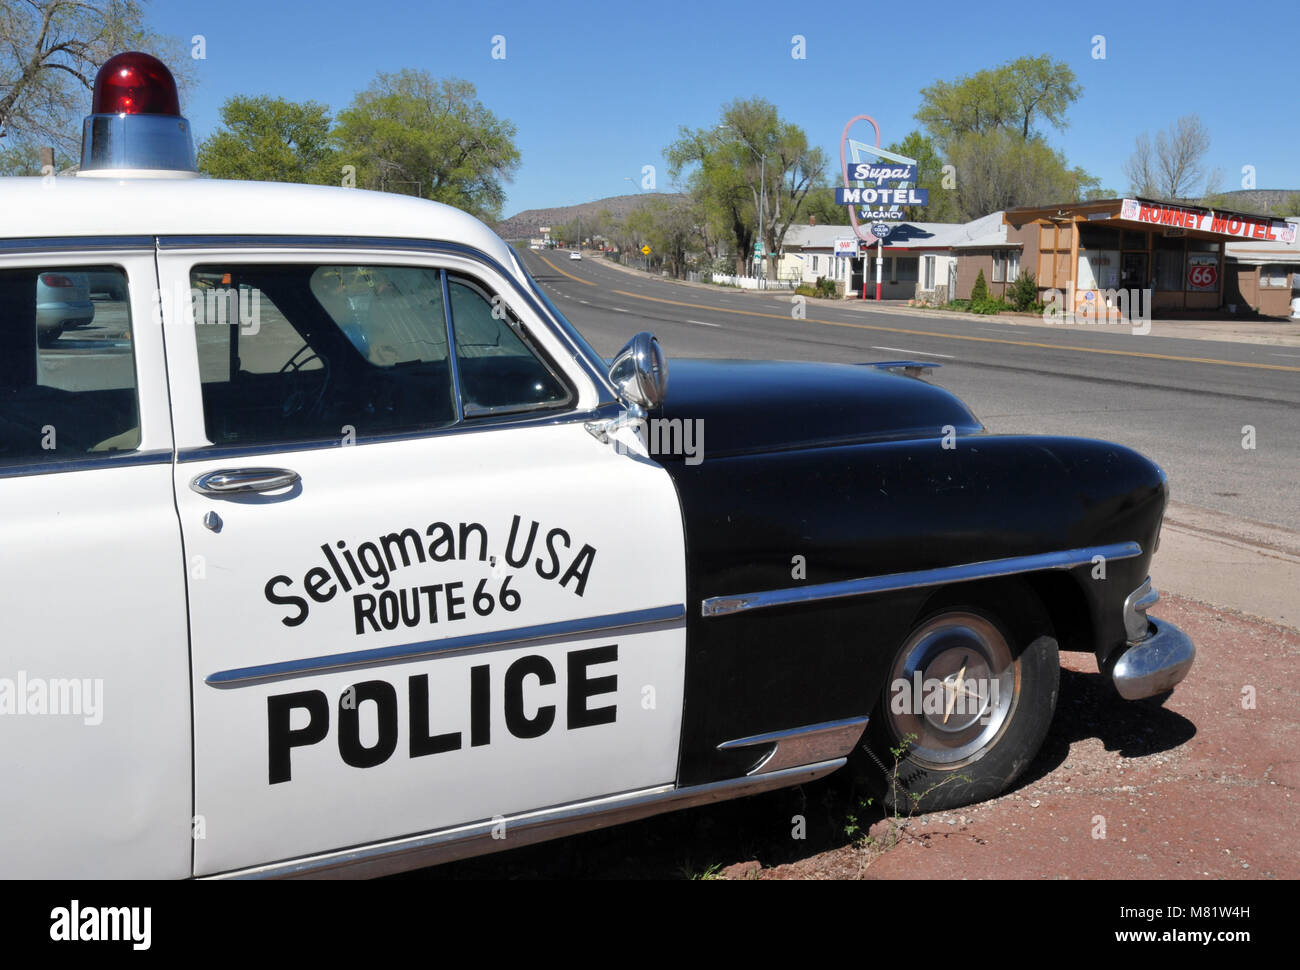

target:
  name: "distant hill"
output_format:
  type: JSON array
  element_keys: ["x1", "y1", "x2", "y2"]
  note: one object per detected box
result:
[
  {"x1": 1216, "y1": 189, "x2": 1298, "y2": 217},
  {"x1": 496, "y1": 192, "x2": 686, "y2": 240}
]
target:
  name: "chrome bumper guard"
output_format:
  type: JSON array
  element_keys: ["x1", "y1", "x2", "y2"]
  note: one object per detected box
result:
[{"x1": 1110, "y1": 578, "x2": 1196, "y2": 700}]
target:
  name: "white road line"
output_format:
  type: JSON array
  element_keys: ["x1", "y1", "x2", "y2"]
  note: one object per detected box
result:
[
  {"x1": 870, "y1": 346, "x2": 956, "y2": 359},
  {"x1": 1269, "y1": 352, "x2": 1300, "y2": 358},
  {"x1": 686, "y1": 319, "x2": 722, "y2": 328},
  {"x1": 612, "y1": 307, "x2": 629, "y2": 313}
]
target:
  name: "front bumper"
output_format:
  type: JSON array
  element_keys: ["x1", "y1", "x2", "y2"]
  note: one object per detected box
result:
[
  {"x1": 1106, "y1": 577, "x2": 1195, "y2": 700},
  {"x1": 1109, "y1": 617, "x2": 1196, "y2": 700}
]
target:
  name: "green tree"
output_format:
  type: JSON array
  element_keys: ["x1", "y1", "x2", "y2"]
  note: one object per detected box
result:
[
  {"x1": 628, "y1": 195, "x2": 700, "y2": 278},
  {"x1": 667, "y1": 125, "x2": 756, "y2": 276},
  {"x1": 970, "y1": 268, "x2": 988, "y2": 302},
  {"x1": 797, "y1": 186, "x2": 847, "y2": 227},
  {"x1": 913, "y1": 55, "x2": 1092, "y2": 219},
  {"x1": 334, "y1": 70, "x2": 520, "y2": 221},
  {"x1": 0, "y1": 0, "x2": 194, "y2": 161},
  {"x1": 946, "y1": 129, "x2": 1100, "y2": 220},
  {"x1": 917, "y1": 54, "x2": 1080, "y2": 145},
  {"x1": 886, "y1": 130, "x2": 960, "y2": 222},
  {"x1": 197, "y1": 96, "x2": 337, "y2": 184},
  {"x1": 668, "y1": 97, "x2": 826, "y2": 280}
]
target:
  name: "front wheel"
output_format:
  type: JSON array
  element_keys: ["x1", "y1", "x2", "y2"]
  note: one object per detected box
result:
[{"x1": 856, "y1": 590, "x2": 1059, "y2": 813}]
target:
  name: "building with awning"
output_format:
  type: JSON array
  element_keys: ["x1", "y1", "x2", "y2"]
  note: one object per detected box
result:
[
  {"x1": 1224, "y1": 226, "x2": 1300, "y2": 319},
  {"x1": 1001, "y1": 198, "x2": 1298, "y2": 318}
]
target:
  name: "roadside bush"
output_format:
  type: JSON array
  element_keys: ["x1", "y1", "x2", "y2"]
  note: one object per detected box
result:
[
  {"x1": 970, "y1": 268, "x2": 988, "y2": 303},
  {"x1": 1008, "y1": 270, "x2": 1039, "y2": 311},
  {"x1": 815, "y1": 276, "x2": 838, "y2": 299},
  {"x1": 970, "y1": 296, "x2": 1006, "y2": 314},
  {"x1": 794, "y1": 284, "x2": 817, "y2": 297}
]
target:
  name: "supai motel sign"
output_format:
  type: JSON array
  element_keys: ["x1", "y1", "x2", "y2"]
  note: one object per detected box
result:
[
  {"x1": 834, "y1": 164, "x2": 929, "y2": 215},
  {"x1": 1121, "y1": 198, "x2": 1297, "y2": 244}
]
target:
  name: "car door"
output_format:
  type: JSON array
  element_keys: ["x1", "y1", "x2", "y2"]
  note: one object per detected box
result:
[
  {"x1": 156, "y1": 241, "x2": 687, "y2": 876},
  {"x1": 0, "y1": 245, "x2": 191, "y2": 878}
]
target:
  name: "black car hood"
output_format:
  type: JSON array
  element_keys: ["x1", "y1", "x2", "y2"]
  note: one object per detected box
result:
[{"x1": 651, "y1": 358, "x2": 983, "y2": 459}]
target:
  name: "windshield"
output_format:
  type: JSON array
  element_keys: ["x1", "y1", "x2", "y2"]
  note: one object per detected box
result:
[{"x1": 510, "y1": 249, "x2": 612, "y2": 377}]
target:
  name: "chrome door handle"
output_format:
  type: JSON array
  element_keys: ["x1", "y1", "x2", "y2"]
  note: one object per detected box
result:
[{"x1": 190, "y1": 467, "x2": 301, "y2": 495}]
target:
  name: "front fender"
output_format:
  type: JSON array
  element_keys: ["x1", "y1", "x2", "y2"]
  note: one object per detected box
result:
[{"x1": 662, "y1": 433, "x2": 1166, "y2": 786}]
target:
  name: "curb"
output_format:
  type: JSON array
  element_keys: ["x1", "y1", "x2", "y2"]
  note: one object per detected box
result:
[{"x1": 583, "y1": 254, "x2": 1300, "y2": 347}]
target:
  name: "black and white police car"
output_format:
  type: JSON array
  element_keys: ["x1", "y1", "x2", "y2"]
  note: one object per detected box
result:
[{"x1": 0, "y1": 53, "x2": 1193, "y2": 878}]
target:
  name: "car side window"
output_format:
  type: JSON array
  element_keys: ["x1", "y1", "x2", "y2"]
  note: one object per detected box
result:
[
  {"x1": 191, "y1": 263, "x2": 458, "y2": 446},
  {"x1": 447, "y1": 272, "x2": 571, "y2": 417},
  {"x1": 0, "y1": 265, "x2": 139, "y2": 468},
  {"x1": 190, "y1": 263, "x2": 574, "y2": 449}
]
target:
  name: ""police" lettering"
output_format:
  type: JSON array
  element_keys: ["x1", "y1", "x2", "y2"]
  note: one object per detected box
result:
[{"x1": 266, "y1": 645, "x2": 618, "y2": 783}]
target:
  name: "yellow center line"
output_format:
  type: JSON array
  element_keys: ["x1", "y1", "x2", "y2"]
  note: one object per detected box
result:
[
  {"x1": 601, "y1": 288, "x2": 1300, "y2": 373},
  {"x1": 534, "y1": 250, "x2": 596, "y2": 286}
]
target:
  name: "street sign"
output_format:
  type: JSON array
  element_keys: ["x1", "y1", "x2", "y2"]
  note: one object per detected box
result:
[
  {"x1": 870, "y1": 223, "x2": 892, "y2": 239},
  {"x1": 641, "y1": 245, "x2": 651, "y2": 255}
]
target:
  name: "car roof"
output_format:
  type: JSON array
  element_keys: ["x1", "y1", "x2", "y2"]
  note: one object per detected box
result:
[{"x1": 0, "y1": 176, "x2": 520, "y2": 277}]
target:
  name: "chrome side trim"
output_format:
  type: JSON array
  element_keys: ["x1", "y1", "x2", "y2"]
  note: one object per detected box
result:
[
  {"x1": 0, "y1": 449, "x2": 172, "y2": 481},
  {"x1": 439, "y1": 269, "x2": 466, "y2": 423},
  {"x1": 1123, "y1": 576, "x2": 1159, "y2": 642},
  {"x1": 175, "y1": 402, "x2": 625, "y2": 464},
  {"x1": 717, "y1": 716, "x2": 869, "y2": 776},
  {"x1": 207, "y1": 757, "x2": 845, "y2": 879},
  {"x1": 0, "y1": 235, "x2": 155, "y2": 254},
  {"x1": 206, "y1": 603, "x2": 685, "y2": 686},
  {"x1": 702, "y1": 542, "x2": 1143, "y2": 618}
]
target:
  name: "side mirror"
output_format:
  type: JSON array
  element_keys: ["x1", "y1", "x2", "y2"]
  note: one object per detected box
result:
[{"x1": 608, "y1": 331, "x2": 668, "y2": 409}]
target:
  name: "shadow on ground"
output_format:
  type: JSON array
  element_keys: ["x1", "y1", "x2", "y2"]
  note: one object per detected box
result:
[{"x1": 395, "y1": 666, "x2": 1197, "y2": 879}]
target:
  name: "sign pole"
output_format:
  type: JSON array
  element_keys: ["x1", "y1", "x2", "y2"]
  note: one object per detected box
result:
[{"x1": 875, "y1": 238, "x2": 883, "y2": 302}]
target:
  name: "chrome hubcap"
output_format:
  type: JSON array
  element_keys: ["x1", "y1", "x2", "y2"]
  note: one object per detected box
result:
[{"x1": 885, "y1": 612, "x2": 1018, "y2": 767}]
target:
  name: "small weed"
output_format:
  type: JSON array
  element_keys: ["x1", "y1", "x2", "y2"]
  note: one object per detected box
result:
[
  {"x1": 679, "y1": 860, "x2": 725, "y2": 880},
  {"x1": 851, "y1": 733, "x2": 973, "y2": 856}
]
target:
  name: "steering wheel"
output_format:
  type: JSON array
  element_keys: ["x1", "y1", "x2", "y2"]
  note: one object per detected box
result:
[{"x1": 278, "y1": 344, "x2": 329, "y2": 420}]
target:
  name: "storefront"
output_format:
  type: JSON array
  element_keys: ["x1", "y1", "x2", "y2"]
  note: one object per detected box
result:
[{"x1": 1003, "y1": 199, "x2": 1298, "y2": 317}]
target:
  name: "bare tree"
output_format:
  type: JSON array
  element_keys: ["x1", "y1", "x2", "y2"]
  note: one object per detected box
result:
[
  {"x1": 1122, "y1": 132, "x2": 1157, "y2": 197},
  {"x1": 1124, "y1": 115, "x2": 1212, "y2": 200},
  {"x1": 0, "y1": 1, "x2": 189, "y2": 169}
]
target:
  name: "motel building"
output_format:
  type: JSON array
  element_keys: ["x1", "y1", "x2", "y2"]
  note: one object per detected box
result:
[
  {"x1": 782, "y1": 212, "x2": 1015, "y2": 301},
  {"x1": 999, "y1": 198, "x2": 1299, "y2": 319},
  {"x1": 1224, "y1": 228, "x2": 1300, "y2": 319}
]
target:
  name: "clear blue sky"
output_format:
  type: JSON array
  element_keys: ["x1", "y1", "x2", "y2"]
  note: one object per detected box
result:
[{"x1": 150, "y1": 0, "x2": 1298, "y2": 216}]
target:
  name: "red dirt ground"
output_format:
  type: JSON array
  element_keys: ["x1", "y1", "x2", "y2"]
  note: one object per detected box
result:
[{"x1": 410, "y1": 593, "x2": 1298, "y2": 880}]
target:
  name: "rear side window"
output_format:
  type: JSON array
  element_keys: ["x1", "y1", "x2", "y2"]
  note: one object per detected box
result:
[
  {"x1": 0, "y1": 265, "x2": 139, "y2": 469},
  {"x1": 190, "y1": 263, "x2": 572, "y2": 449}
]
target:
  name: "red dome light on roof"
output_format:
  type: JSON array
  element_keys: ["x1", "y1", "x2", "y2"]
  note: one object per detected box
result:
[{"x1": 91, "y1": 52, "x2": 180, "y2": 116}]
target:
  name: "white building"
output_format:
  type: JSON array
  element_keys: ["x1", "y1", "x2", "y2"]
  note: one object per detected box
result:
[{"x1": 781, "y1": 212, "x2": 1010, "y2": 302}]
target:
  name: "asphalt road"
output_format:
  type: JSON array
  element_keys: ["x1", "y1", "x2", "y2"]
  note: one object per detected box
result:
[{"x1": 521, "y1": 249, "x2": 1300, "y2": 532}]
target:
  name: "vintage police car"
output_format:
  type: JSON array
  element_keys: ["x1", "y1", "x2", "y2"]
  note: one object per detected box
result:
[{"x1": 0, "y1": 54, "x2": 1194, "y2": 879}]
